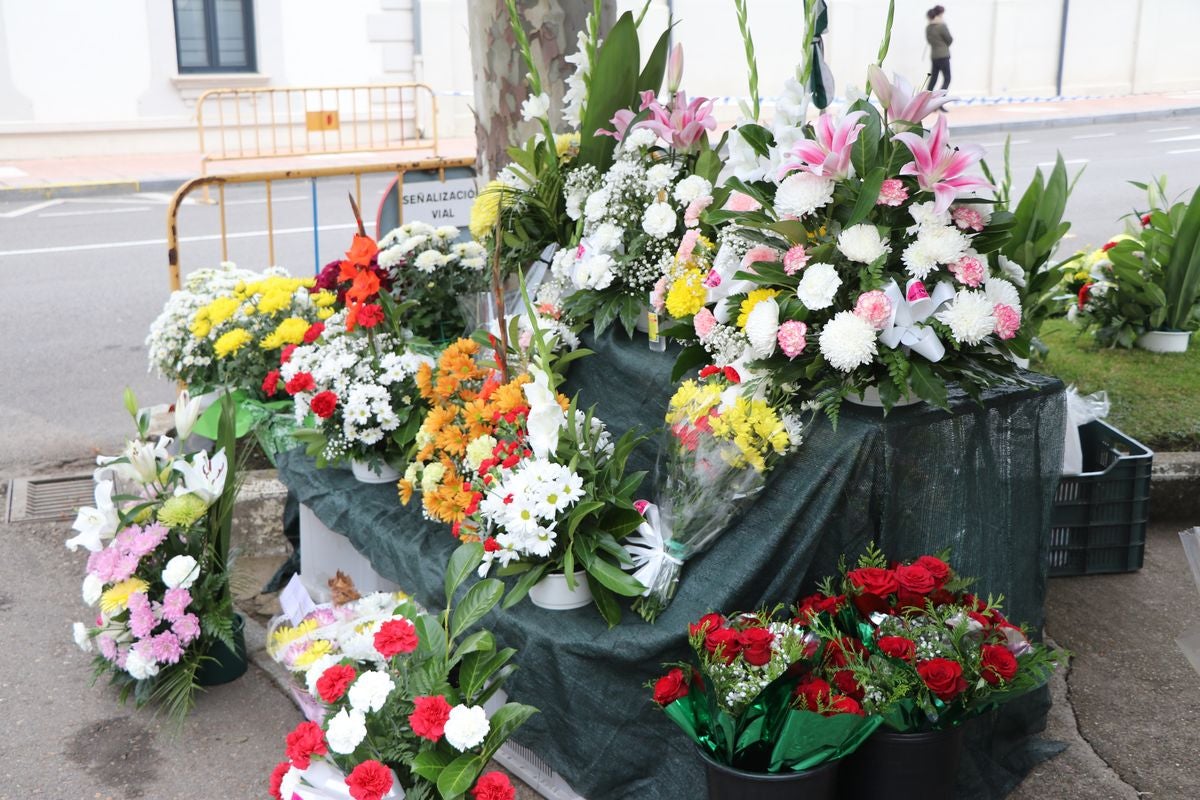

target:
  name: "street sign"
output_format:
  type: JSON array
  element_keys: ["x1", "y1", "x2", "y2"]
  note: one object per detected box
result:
[{"x1": 375, "y1": 164, "x2": 478, "y2": 239}]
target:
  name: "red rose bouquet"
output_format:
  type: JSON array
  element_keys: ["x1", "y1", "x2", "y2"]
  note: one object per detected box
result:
[
  {"x1": 651, "y1": 608, "x2": 881, "y2": 775},
  {"x1": 802, "y1": 545, "x2": 1063, "y2": 732}
]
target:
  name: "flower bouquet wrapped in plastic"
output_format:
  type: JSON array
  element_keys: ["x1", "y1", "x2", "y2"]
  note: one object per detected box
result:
[{"x1": 627, "y1": 367, "x2": 802, "y2": 621}]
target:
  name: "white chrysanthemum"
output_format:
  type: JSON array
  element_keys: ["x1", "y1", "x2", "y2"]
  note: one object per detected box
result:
[
  {"x1": 745, "y1": 297, "x2": 780, "y2": 358},
  {"x1": 901, "y1": 240, "x2": 938, "y2": 280},
  {"x1": 837, "y1": 224, "x2": 891, "y2": 264},
  {"x1": 674, "y1": 175, "x2": 713, "y2": 206},
  {"x1": 444, "y1": 705, "x2": 490, "y2": 751},
  {"x1": 641, "y1": 202, "x2": 677, "y2": 238},
  {"x1": 399, "y1": 234, "x2": 428, "y2": 254},
  {"x1": 908, "y1": 201, "x2": 951, "y2": 231},
  {"x1": 521, "y1": 91, "x2": 550, "y2": 122},
  {"x1": 73, "y1": 622, "x2": 92, "y2": 652},
  {"x1": 818, "y1": 311, "x2": 878, "y2": 372},
  {"x1": 984, "y1": 277, "x2": 1022, "y2": 315},
  {"x1": 645, "y1": 163, "x2": 675, "y2": 191},
  {"x1": 378, "y1": 246, "x2": 404, "y2": 269},
  {"x1": 326, "y1": 708, "x2": 368, "y2": 754},
  {"x1": 348, "y1": 670, "x2": 395, "y2": 714},
  {"x1": 415, "y1": 249, "x2": 446, "y2": 273},
  {"x1": 464, "y1": 435, "x2": 498, "y2": 471},
  {"x1": 936, "y1": 290, "x2": 996, "y2": 345},
  {"x1": 435, "y1": 225, "x2": 459, "y2": 240},
  {"x1": 774, "y1": 172, "x2": 835, "y2": 218},
  {"x1": 920, "y1": 225, "x2": 970, "y2": 264},
  {"x1": 421, "y1": 461, "x2": 446, "y2": 494},
  {"x1": 796, "y1": 262, "x2": 842, "y2": 310}
]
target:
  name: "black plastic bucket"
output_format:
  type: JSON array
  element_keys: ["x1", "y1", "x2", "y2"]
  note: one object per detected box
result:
[
  {"x1": 836, "y1": 726, "x2": 964, "y2": 800},
  {"x1": 698, "y1": 749, "x2": 839, "y2": 800},
  {"x1": 196, "y1": 613, "x2": 248, "y2": 686}
]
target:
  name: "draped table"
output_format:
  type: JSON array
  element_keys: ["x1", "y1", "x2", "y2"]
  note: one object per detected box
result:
[{"x1": 277, "y1": 329, "x2": 1067, "y2": 799}]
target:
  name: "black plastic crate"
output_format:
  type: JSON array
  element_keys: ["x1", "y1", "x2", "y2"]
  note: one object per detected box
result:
[{"x1": 1049, "y1": 420, "x2": 1153, "y2": 577}]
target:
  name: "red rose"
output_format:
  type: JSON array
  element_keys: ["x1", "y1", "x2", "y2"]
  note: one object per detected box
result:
[
  {"x1": 853, "y1": 592, "x2": 891, "y2": 616},
  {"x1": 832, "y1": 669, "x2": 864, "y2": 701},
  {"x1": 896, "y1": 588, "x2": 931, "y2": 613},
  {"x1": 738, "y1": 627, "x2": 776, "y2": 667},
  {"x1": 895, "y1": 563, "x2": 936, "y2": 595},
  {"x1": 848, "y1": 566, "x2": 899, "y2": 597},
  {"x1": 268, "y1": 760, "x2": 290, "y2": 800},
  {"x1": 967, "y1": 611, "x2": 994, "y2": 629},
  {"x1": 262, "y1": 369, "x2": 281, "y2": 397},
  {"x1": 704, "y1": 627, "x2": 742, "y2": 663},
  {"x1": 284, "y1": 720, "x2": 327, "y2": 769},
  {"x1": 316, "y1": 664, "x2": 356, "y2": 704},
  {"x1": 302, "y1": 321, "x2": 326, "y2": 344},
  {"x1": 917, "y1": 658, "x2": 968, "y2": 701},
  {"x1": 916, "y1": 555, "x2": 951, "y2": 587},
  {"x1": 652, "y1": 668, "x2": 690, "y2": 706},
  {"x1": 346, "y1": 760, "x2": 394, "y2": 800},
  {"x1": 471, "y1": 771, "x2": 516, "y2": 800},
  {"x1": 793, "y1": 675, "x2": 832, "y2": 711},
  {"x1": 285, "y1": 372, "x2": 315, "y2": 395},
  {"x1": 689, "y1": 612, "x2": 725, "y2": 638},
  {"x1": 930, "y1": 589, "x2": 956, "y2": 607},
  {"x1": 795, "y1": 593, "x2": 843, "y2": 624},
  {"x1": 310, "y1": 390, "x2": 338, "y2": 419},
  {"x1": 357, "y1": 303, "x2": 385, "y2": 329},
  {"x1": 980, "y1": 644, "x2": 1018, "y2": 685},
  {"x1": 281, "y1": 343, "x2": 298, "y2": 364},
  {"x1": 877, "y1": 635, "x2": 916, "y2": 662},
  {"x1": 409, "y1": 694, "x2": 453, "y2": 740},
  {"x1": 824, "y1": 636, "x2": 866, "y2": 668},
  {"x1": 826, "y1": 694, "x2": 865, "y2": 716},
  {"x1": 374, "y1": 618, "x2": 419, "y2": 658}
]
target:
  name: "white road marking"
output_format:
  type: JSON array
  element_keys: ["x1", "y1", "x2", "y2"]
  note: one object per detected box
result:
[
  {"x1": 1037, "y1": 158, "x2": 1089, "y2": 167},
  {"x1": 1149, "y1": 125, "x2": 1190, "y2": 133},
  {"x1": 1151, "y1": 133, "x2": 1200, "y2": 143},
  {"x1": 0, "y1": 166, "x2": 28, "y2": 178},
  {"x1": 0, "y1": 199, "x2": 63, "y2": 218},
  {"x1": 1071, "y1": 132, "x2": 1115, "y2": 140},
  {"x1": 1168, "y1": 147, "x2": 1200, "y2": 155},
  {"x1": 39, "y1": 206, "x2": 151, "y2": 218},
  {"x1": 0, "y1": 222, "x2": 357, "y2": 258},
  {"x1": 1000, "y1": 106, "x2": 1062, "y2": 114},
  {"x1": 977, "y1": 139, "x2": 1030, "y2": 147}
]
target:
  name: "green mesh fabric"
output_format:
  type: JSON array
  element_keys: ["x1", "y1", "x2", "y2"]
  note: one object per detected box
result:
[{"x1": 276, "y1": 329, "x2": 1067, "y2": 799}]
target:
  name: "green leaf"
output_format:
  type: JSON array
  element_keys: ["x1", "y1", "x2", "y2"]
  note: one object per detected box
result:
[
  {"x1": 458, "y1": 647, "x2": 517, "y2": 702},
  {"x1": 450, "y1": 629, "x2": 495, "y2": 667},
  {"x1": 450, "y1": 578, "x2": 504, "y2": 639},
  {"x1": 575, "y1": 549, "x2": 646, "y2": 597},
  {"x1": 908, "y1": 360, "x2": 949, "y2": 410},
  {"x1": 437, "y1": 753, "x2": 486, "y2": 799},
  {"x1": 579, "y1": 12, "x2": 639, "y2": 170},
  {"x1": 567, "y1": 499, "x2": 605, "y2": 537},
  {"x1": 502, "y1": 561, "x2": 550, "y2": 609},
  {"x1": 671, "y1": 344, "x2": 709, "y2": 382},
  {"x1": 637, "y1": 28, "x2": 671, "y2": 94},
  {"x1": 444, "y1": 542, "x2": 484, "y2": 605},
  {"x1": 734, "y1": 124, "x2": 774, "y2": 159},
  {"x1": 415, "y1": 613, "x2": 449, "y2": 662},
  {"x1": 589, "y1": 575, "x2": 622, "y2": 628},
  {"x1": 192, "y1": 389, "x2": 257, "y2": 440},
  {"x1": 411, "y1": 750, "x2": 453, "y2": 783},
  {"x1": 478, "y1": 702, "x2": 539, "y2": 764},
  {"x1": 846, "y1": 167, "x2": 886, "y2": 228},
  {"x1": 849, "y1": 100, "x2": 882, "y2": 179}
]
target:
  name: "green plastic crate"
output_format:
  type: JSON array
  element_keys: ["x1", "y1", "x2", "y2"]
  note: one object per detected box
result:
[{"x1": 1049, "y1": 420, "x2": 1153, "y2": 577}]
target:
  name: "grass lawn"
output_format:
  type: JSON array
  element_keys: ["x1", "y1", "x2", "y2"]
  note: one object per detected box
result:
[{"x1": 1034, "y1": 318, "x2": 1200, "y2": 452}]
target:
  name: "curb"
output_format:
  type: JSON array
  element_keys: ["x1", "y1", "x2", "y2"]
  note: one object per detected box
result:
[
  {"x1": 1150, "y1": 452, "x2": 1200, "y2": 523},
  {"x1": 950, "y1": 104, "x2": 1200, "y2": 135},
  {"x1": 0, "y1": 176, "x2": 189, "y2": 202}
]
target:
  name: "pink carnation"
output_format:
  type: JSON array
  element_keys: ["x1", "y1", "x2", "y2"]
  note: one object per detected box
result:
[
  {"x1": 877, "y1": 178, "x2": 909, "y2": 207},
  {"x1": 742, "y1": 245, "x2": 780, "y2": 271},
  {"x1": 161, "y1": 587, "x2": 192, "y2": 623},
  {"x1": 949, "y1": 254, "x2": 986, "y2": 287},
  {"x1": 951, "y1": 206, "x2": 987, "y2": 232},
  {"x1": 783, "y1": 245, "x2": 810, "y2": 276},
  {"x1": 650, "y1": 275, "x2": 668, "y2": 313},
  {"x1": 149, "y1": 631, "x2": 185, "y2": 665},
  {"x1": 694, "y1": 307, "x2": 717, "y2": 340},
  {"x1": 677, "y1": 229, "x2": 701, "y2": 262},
  {"x1": 172, "y1": 613, "x2": 201, "y2": 645},
  {"x1": 777, "y1": 320, "x2": 809, "y2": 359},
  {"x1": 724, "y1": 191, "x2": 762, "y2": 212},
  {"x1": 854, "y1": 290, "x2": 893, "y2": 330},
  {"x1": 684, "y1": 196, "x2": 713, "y2": 228},
  {"x1": 993, "y1": 303, "x2": 1020, "y2": 340}
]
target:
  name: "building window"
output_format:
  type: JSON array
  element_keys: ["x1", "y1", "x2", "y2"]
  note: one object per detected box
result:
[{"x1": 173, "y1": 0, "x2": 257, "y2": 73}]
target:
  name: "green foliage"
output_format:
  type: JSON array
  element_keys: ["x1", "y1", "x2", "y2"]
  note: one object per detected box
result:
[{"x1": 578, "y1": 12, "x2": 641, "y2": 170}]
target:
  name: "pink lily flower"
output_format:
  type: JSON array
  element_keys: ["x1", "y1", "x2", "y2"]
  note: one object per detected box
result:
[
  {"x1": 638, "y1": 90, "x2": 716, "y2": 151},
  {"x1": 778, "y1": 110, "x2": 866, "y2": 180},
  {"x1": 893, "y1": 114, "x2": 992, "y2": 213},
  {"x1": 868, "y1": 65, "x2": 950, "y2": 125},
  {"x1": 597, "y1": 91, "x2": 657, "y2": 142}
]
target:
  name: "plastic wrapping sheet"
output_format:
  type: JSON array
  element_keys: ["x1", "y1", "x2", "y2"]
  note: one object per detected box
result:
[{"x1": 277, "y1": 329, "x2": 1066, "y2": 800}]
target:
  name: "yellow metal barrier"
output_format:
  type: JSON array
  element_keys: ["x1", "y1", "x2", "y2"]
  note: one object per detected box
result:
[
  {"x1": 166, "y1": 156, "x2": 476, "y2": 292},
  {"x1": 196, "y1": 83, "x2": 441, "y2": 179}
]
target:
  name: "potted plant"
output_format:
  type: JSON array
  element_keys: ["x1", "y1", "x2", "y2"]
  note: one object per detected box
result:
[
  {"x1": 651, "y1": 607, "x2": 881, "y2": 799},
  {"x1": 268, "y1": 542, "x2": 536, "y2": 800},
  {"x1": 799, "y1": 546, "x2": 1062, "y2": 800},
  {"x1": 68, "y1": 389, "x2": 248, "y2": 721}
]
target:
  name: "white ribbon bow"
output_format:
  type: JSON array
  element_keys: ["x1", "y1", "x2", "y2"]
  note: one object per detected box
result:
[
  {"x1": 878, "y1": 278, "x2": 955, "y2": 362},
  {"x1": 624, "y1": 503, "x2": 682, "y2": 597}
]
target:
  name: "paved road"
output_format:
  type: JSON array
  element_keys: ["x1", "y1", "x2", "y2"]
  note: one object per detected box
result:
[{"x1": 2, "y1": 115, "x2": 1200, "y2": 478}]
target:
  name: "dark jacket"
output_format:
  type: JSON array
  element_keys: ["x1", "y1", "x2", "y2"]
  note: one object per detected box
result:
[{"x1": 926, "y1": 22, "x2": 952, "y2": 59}]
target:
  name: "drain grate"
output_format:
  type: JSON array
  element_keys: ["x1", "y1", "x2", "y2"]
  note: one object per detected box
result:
[{"x1": 6, "y1": 474, "x2": 96, "y2": 523}]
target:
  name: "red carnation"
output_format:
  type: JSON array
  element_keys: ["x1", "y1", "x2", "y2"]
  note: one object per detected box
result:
[
  {"x1": 847, "y1": 566, "x2": 899, "y2": 597},
  {"x1": 284, "y1": 720, "x2": 327, "y2": 770},
  {"x1": 917, "y1": 658, "x2": 968, "y2": 701},
  {"x1": 310, "y1": 390, "x2": 338, "y2": 419},
  {"x1": 471, "y1": 771, "x2": 516, "y2": 800},
  {"x1": 826, "y1": 694, "x2": 865, "y2": 716},
  {"x1": 653, "y1": 668, "x2": 691, "y2": 705},
  {"x1": 316, "y1": 663, "x2": 356, "y2": 703},
  {"x1": 262, "y1": 369, "x2": 281, "y2": 397},
  {"x1": 374, "y1": 618, "x2": 419, "y2": 658},
  {"x1": 916, "y1": 555, "x2": 952, "y2": 587},
  {"x1": 285, "y1": 372, "x2": 315, "y2": 395},
  {"x1": 980, "y1": 644, "x2": 1019, "y2": 685},
  {"x1": 690, "y1": 612, "x2": 725, "y2": 638},
  {"x1": 281, "y1": 343, "x2": 298, "y2": 364},
  {"x1": 723, "y1": 366, "x2": 741, "y2": 383},
  {"x1": 704, "y1": 627, "x2": 742, "y2": 663},
  {"x1": 738, "y1": 627, "x2": 776, "y2": 667},
  {"x1": 895, "y1": 563, "x2": 936, "y2": 595},
  {"x1": 698, "y1": 365, "x2": 721, "y2": 379},
  {"x1": 356, "y1": 303, "x2": 385, "y2": 329},
  {"x1": 346, "y1": 760, "x2": 394, "y2": 800},
  {"x1": 794, "y1": 675, "x2": 832, "y2": 711},
  {"x1": 303, "y1": 321, "x2": 326, "y2": 344},
  {"x1": 877, "y1": 635, "x2": 917, "y2": 662},
  {"x1": 409, "y1": 694, "x2": 453, "y2": 741},
  {"x1": 268, "y1": 760, "x2": 291, "y2": 800},
  {"x1": 482, "y1": 537, "x2": 501, "y2": 553}
]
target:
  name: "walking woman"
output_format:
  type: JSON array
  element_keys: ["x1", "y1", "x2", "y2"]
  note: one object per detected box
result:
[{"x1": 926, "y1": 5, "x2": 952, "y2": 90}]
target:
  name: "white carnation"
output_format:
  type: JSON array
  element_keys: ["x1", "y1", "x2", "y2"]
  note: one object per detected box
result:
[
  {"x1": 73, "y1": 622, "x2": 92, "y2": 652},
  {"x1": 279, "y1": 768, "x2": 302, "y2": 800},
  {"x1": 326, "y1": 708, "x2": 368, "y2": 754},
  {"x1": 82, "y1": 574, "x2": 103, "y2": 606},
  {"x1": 645, "y1": 163, "x2": 676, "y2": 191},
  {"x1": 796, "y1": 262, "x2": 842, "y2": 310},
  {"x1": 774, "y1": 172, "x2": 835, "y2": 218},
  {"x1": 624, "y1": 127, "x2": 657, "y2": 150},
  {"x1": 583, "y1": 190, "x2": 610, "y2": 222},
  {"x1": 348, "y1": 670, "x2": 395, "y2": 714},
  {"x1": 641, "y1": 202, "x2": 677, "y2": 239},
  {"x1": 837, "y1": 224, "x2": 891, "y2": 264},
  {"x1": 589, "y1": 222, "x2": 623, "y2": 254},
  {"x1": 819, "y1": 311, "x2": 878, "y2": 372},
  {"x1": 936, "y1": 290, "x2": 997, "y2": 345},
  {"x1": 673, "y1": 175, "x2": 713, "y2": 206},
  {"x1": 745, "y1": 297, "x2": 780, "y2": 358},
  {"x1": 444, "y1": 705, "x2": 490, "y2": 751},
  {"x1": 162, "y1": 555, "x2": 200, "y2": 590},
  {"x1": 125, "y1": 648, "x2": 160, "y2": 681},
  {"x1": 573, "y1": 253, "x2": 615, "y2": 291},
  {"x1": 984, "y1": 277, "x2": 1022, "y2": 315}
]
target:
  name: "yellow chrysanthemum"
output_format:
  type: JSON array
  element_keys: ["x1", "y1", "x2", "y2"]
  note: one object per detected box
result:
[
  {"x1": 189, "y1": 316, "x2": 212, "y2": 339},
  {"x1": 555, "y1": 133, "x2": 580, "y2": 160},
  {"x1": 469, "y1": 180, "x2": 506, "y2": 240},
  {"x1": 100, "y1": 577, "x2": 150, "y2": 614},
  {"x1": 256, "y1": 290, "x2": 294, "y2": 315},
  {"x1": 204, "y1": 296, "x2": 241, "y2": 327},
  {"x1": 268, "y1": 619, "x2": 319, "y2": 656},
  {"x1": 273, "y1": 317, "x2": 311, "y2": 346},
  {"x1": 260, "y1": 330, "x2": 284, "y2": 350},
  {"x1": 214, "y1": 328, "x2": 253, "y2": 358},
  {"x1": 312, "y1": 290, "x2": 337, "y2": 308},
  {"x1": 736, "y1": 288, "x2": 780, "y2": 329},
  {"x1": 709, "y1": 397, "x2": 789, "y2": 472},
  {"x1": 317, "y1": 307, "x2": 335, "y2": 321},
  {"x1": 292, "y1": 639, "x2": 333, "y2": 668},
  {"x1": 665, "y1": 268, "x2": 708, "y2": 319}
]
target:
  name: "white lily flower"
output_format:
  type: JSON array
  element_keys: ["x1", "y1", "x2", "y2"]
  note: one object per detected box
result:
[
  {"x1": 173, "y1": 448, "x2": 228, "y2": 504},
  {"x1": 96, "y1": 436, "x2": 172, "y2": 486},
  {"x1": 522, "y1": 367, "x2": 565, "y2": 459},
  {"x1": 66, "y1": 480, "x2": 119, "y2": 552},
  {"x1": 174, "y1": 390, "x2": 203, "y2": 441}
]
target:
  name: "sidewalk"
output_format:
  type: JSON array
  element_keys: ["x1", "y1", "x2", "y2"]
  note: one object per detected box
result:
[{"x1": 3, "y1": 92, "x2": 1200, "y2": 200}]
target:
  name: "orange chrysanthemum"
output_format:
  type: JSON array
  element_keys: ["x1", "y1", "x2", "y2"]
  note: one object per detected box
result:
[
  {"x1": 435, "y1": 424, "x2": 469, "y2": 457},
  {"x1": 398, "y1": 479, "x2": 414, "y2": 505},
  {"x1": 416, "y1": 363, "x2": 434, "y2": 401}
]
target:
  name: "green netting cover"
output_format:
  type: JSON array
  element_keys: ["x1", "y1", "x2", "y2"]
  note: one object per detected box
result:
[{"x1": 276, "y1": 329, "x2": 1067, "y2": 799}]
